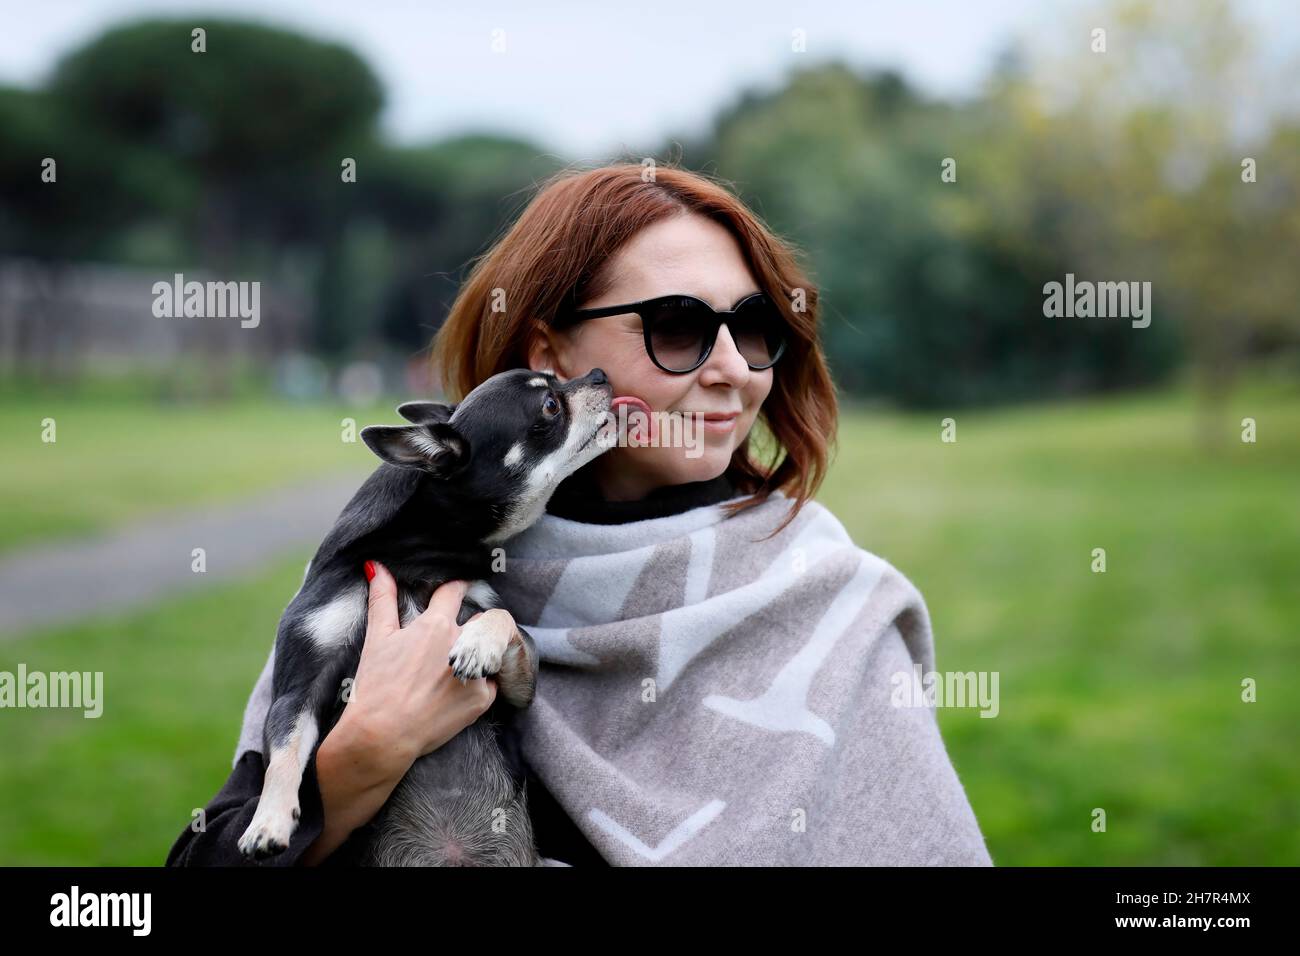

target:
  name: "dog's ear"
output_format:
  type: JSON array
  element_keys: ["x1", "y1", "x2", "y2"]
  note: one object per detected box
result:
[
  {"x1": 395, "y1": 400, "x2": 455, "y2": 425},
  {"x1": 361, "y1": 422, "x2": 469, "y2": 476}
]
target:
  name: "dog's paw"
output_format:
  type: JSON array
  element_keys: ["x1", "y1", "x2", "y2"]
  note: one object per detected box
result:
[
  {"x1": 238, "y1": 805, "x2": 299, "y2": 861},
  {"x1": 448, "y1": 609, "x2": 513, "y2": 681}
]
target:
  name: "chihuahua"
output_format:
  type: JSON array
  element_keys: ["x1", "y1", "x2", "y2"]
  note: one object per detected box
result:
[{"x1": 237, "y1": 367, "x2": 616, "y2": 865}]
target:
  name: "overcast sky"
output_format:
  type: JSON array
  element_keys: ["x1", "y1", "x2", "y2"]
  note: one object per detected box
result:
[{"x1": 0, "y1": 0, "x2": 1293, "y2": 158}]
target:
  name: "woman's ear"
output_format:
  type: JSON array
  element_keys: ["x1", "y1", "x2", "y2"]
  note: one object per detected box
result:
[{"x1": 527, "y1": 323, "x2": 562, "y2": 376}]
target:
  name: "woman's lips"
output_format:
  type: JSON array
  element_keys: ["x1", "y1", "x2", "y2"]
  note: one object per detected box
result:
[
  {"x1": 607, "y1": 398, "x2": 743, "y2": 443},
  {"x1": 701, "y1": 413, "x2": 739, "y2": 434}
]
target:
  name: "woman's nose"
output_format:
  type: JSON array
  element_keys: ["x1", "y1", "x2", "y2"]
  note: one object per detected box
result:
[{"x1": 699, "y1": 323, "x2": 752, "y2": 381}]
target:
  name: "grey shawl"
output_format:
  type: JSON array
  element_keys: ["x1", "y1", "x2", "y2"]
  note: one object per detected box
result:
[{"x1": 235, "y1": 491, "x2": 993, "y2": 866}]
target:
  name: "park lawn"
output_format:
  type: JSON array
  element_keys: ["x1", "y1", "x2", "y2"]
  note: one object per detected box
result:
[
  {"x1": 821, "y1": 377, "x2": 1300, "y2": 865},
  {"x1": 0, "y1": 378, "x2": 1296, "y2": 865},
  {"x1": 0, "y1": 553, "x2": 308, "y2": 865},
  {"x1": 0, "y1": 395, "x2": 388, "y2": 556}
]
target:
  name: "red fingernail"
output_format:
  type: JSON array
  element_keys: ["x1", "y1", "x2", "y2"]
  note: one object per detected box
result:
[{"x1": 364, "y1": 560, "x2": 376, "y2": 581}]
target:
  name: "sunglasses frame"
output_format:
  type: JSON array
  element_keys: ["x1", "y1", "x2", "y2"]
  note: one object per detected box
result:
[{"x1": 553, "y1": 292, "x2": 788, "y2": 375}]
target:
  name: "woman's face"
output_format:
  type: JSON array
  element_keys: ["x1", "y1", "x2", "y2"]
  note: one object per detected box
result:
[{"x1": 527, "y1": 212, "x2": 774, "y2": 501}]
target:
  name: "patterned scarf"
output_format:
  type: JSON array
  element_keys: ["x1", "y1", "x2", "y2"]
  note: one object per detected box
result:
[{"x1": 488, "y1": 490, "x2": 993, "y2": 865}]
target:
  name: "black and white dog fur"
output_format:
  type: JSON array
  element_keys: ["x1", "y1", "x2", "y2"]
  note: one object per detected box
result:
[{"x1": 237, "y1": 367, "x2": 615, "y2": 865}]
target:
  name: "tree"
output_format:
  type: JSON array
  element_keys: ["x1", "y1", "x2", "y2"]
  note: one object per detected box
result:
[{"x1": 49, "y1": 19, "x2": 386, "y2": 367}]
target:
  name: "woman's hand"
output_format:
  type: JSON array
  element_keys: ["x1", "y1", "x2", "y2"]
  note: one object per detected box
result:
[
  {"x1": 345, "y1": 561, "x2": 498, "y2": 768},
  {"x1": 301, "y1": 561, "x2": 497, "y2": 865}
]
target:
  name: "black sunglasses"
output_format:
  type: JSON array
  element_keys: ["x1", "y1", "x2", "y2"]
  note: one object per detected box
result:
[{"x1": 553, "y1": 292, "x2": 788, "y2": 374}]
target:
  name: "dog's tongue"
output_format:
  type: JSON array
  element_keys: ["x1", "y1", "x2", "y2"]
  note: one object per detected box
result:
[
  {"x1": 611, "y1": 395, "x2": 651, "y2": 417},
  {"x1": 610, "y1": 395, "x2": 655, "y2": 443}
]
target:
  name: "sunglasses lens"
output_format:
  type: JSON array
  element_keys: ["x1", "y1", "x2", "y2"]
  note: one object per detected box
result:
[
  {"x1": 729, "y1": 296, "x2": 786, "y2": 368},
  {"x1": 647, "y1": 298, "x2": 712, "y2": 372},
  {"x1": 644, "y1": 295, "x2": 788, "y2": 372}
]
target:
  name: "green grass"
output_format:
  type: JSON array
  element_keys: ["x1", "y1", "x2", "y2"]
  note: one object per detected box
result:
[
  {"x1": 822, "y1": 378, "x2": 1300, "y2": 865},
  {"x1": 0, "y1": 556, "x2": 308, "y2": 865},
  {"x1": 0, "y1": 395, "x2": 387, "y2": 556},
  {"x1": 0, "y1": 378, "x2": 1296, "y2": 864}
]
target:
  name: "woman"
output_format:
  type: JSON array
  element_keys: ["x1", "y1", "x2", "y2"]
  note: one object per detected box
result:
[{"x1": 167, "y1": 163, "x2": 992, "y2": 866}]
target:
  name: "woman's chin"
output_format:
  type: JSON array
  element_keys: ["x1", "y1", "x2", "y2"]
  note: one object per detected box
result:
[
  {"x1": 610, "y1": 441, "x2": 733, "y2": 485},
  {"x1": 663, "y1": 448, "x2": 732, "y2": 483}
]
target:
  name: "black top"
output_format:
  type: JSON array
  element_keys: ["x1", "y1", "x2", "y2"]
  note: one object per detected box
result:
[
  {"x1": 546, "y1": 461, "x2": 739, "y2": 525},
  {"x1": 165, "y1": 464, "x2": 740, "y2": 867}
]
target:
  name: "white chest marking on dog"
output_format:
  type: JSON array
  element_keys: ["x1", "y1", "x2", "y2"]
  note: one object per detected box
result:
[
  {"x1": 487, "y1": 422, "x2": 590, "y2": 543},
  {"x1": 398, "y1": 591, "x2": 424, "y2": 629},
  {"x1": 394, "y1": 582, "x2": 497, "y2": 628},
  {"x1": 466, "y1": 579, "x2": 501, "y2": 609},
  {"x1": 302, "y1": 585, "x2": 366, "y2": 650}
]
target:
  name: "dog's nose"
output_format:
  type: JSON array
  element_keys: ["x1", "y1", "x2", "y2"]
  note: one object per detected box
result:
[{"x1": 587, "y1": 368, "x2": 608, "y2": 385}]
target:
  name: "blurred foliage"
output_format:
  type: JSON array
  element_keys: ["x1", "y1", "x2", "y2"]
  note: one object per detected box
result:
[
  {"x1": 0, "y1": 85, "x2": 184, "y2": 258},
  {"x1": 706, "y1": 63, "x2": 1181, "y2": 406},
  {"x1": 47, "y1": 18, "x2": 387, "y2": 356},
  {"x1": 363, "y1": 136, "x2": 567, "y2": 353},
  {"x1": 0, "y1": 1, "x2": 1296, "y2": 405}
]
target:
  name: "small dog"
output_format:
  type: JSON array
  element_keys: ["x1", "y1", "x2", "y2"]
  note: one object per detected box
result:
[{"x1": 237, "y1": 367, "x2": 616, "y2": 865}]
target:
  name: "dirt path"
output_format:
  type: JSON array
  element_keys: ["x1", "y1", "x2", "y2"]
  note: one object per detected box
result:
[{"x1": 0, "y1": 473, "x2": 365, "y2": 639}]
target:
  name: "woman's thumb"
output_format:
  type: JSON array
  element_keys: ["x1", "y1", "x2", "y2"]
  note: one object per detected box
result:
[{"x1": 363, "y1": 559, "x2": 399, "y2": 636}]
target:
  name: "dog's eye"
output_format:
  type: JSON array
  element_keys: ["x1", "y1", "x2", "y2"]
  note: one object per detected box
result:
[{"x1": 541, "y1": 394, "x2": 561, "y2": 418}]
